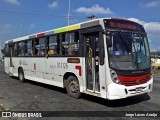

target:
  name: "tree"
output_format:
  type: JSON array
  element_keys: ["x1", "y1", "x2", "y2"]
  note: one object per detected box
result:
[
  {"x1": 151, "y1": 50, "x2": 160, "y2": 63},
  {"x1": 1, "y1": 47, "x2": 5, "y2": 55}
]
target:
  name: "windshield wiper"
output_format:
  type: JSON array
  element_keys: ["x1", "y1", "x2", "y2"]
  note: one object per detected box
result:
[
  {"x1": 116, "y1": 28, "x2": 132, "y2": 52},
  {"x1": 116, "y1": 28, "x2": 139, "y2": 68}
]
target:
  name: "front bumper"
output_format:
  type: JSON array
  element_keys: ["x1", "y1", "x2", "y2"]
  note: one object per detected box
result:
[{"x1": 107, "y1": 77, "x2": 153, "y2": 100}]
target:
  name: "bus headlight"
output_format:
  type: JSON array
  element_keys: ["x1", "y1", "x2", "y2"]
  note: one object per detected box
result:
[{"x1": 110, "y1": 69, "x2": 120, "y2": 84}]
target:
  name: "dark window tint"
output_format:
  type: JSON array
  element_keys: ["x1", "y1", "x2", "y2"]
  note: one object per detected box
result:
[
  {"x1": 62, "y1": 32, "x2": 79, "y2": 56},
  {"x1": 34, "y1": 38, "x2": 45, "y2": 56},
  {"x1": 13, "y1": 43, "x2": 18, "y2": 56},
  {"x1": 18, "y1": 42, "x2": 25, "y2": 56},
  {"x1": 5, "y1": 44, "x2": 10, "y2": 57},
  {"x1": 47, "y1": 36, "x2": 58, "y2": 56},
  {"x1": 25, "y1": 40, "x2": 33, "y2": 56}
]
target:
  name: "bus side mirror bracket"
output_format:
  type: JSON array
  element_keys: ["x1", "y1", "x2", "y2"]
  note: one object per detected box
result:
[
  {"x1": 99, "y1": 32, "x2": 105, "y2": 65},
  {"x1": 103, "y1": 30, "x2": 112, "y2": 47},
  {"x1": 99, "y1": 47, "x2": 104, "y2": 65}
]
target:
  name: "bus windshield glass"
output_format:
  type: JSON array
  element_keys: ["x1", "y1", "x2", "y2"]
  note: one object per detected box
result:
[{"x1": 107, "y1": 31, "x2": 150, "y2": 70}]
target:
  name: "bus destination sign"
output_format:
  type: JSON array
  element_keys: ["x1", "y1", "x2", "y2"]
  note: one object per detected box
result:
[
  {"x1": 104, "y1": 19, "x2": 145, "y2": 32},
  {"x1": 109, "y1": 22, "x2": 137, "y2": 30}
]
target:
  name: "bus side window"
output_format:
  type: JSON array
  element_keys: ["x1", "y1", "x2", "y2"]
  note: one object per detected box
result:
[
  {"x1": 57, "y1": 35, "x2": 60, "y2": 55},
  {"x1": 62, "y1": 34, "x2": 66, "y2": 55},
  {"x1": 73, "y1": 32, "x2": 79, "y2": 56},
  {"x1": 39, "y1": 38, "x2": 45, "y2": 56},
  {"x1": 5, "y1": 44, "x2": 10, "y2": 57},
  {"x1": 62, "y1": 31, "x2": 79, "y2": 56},
  {"x1": 34, "y1": 39, "x2": 39, "y2": 56},
  {"x1": 25, "y1": 40, "x2": 33, "y2": 56},
  {"x1": 34, "y1": 38, "x2": 45, "y2": 56},
  {"x1": 48, "y1": 35, "x2": 58, "y2": 56},
  {"x1": 13, "y1": 43, "x2": 18, "y2": 57},
  {"x1": 18, "y1": 42, "x2": 25, "y2": 56}
]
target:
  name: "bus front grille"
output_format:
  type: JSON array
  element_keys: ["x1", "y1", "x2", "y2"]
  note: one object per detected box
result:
[{"x1": 118, "y1": 74, "x2": 151, "y2": 86}]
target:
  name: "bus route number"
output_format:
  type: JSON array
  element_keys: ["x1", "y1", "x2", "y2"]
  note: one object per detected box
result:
[{"x1": 57, "y1": 62, "x2": 68, "y2": 69}]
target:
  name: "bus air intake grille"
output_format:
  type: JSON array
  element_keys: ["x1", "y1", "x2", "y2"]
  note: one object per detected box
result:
[{"x1": 118, "y1": 74, "x2": 151, "y2": 86}]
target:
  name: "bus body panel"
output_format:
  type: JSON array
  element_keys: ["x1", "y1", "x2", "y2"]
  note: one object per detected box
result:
[
  {"x1": 7, "y1": 57, "x2": 84, "y2": 90},
  {"x1": 107, "y1": 77, "x2": 153, "y2": 100}
]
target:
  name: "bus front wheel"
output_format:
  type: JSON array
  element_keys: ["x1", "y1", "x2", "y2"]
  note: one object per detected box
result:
[
  {"x1": 66, "y1": 76, "x2": 81, "y2": 98},
  {"x1": 18, "y1": 68, "x2": 25, "y2": 82}
]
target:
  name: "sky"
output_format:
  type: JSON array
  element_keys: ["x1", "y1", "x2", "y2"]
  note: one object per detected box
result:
[{"x1": 0, "y1": 0, "x2": 160, "y2": 51}]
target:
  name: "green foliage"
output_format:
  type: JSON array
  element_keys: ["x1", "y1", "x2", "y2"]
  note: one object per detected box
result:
[
  {"x1": 151, "y1": 51, "x2": 160, "y2": 59},
  {"x1": 152, "y1": 69, "x2": 160, "y2": 74},
  {"x1": 1, "y1": 47, "x2": 5, "y2": 55}
]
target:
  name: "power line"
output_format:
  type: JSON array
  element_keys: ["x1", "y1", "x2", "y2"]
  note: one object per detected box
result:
[
  {"x1": 87, "y1": 15, "x2": 97, "y2": 20},
  {"x1": 0, "y1": 10, "x2": 84, "y2": 19}
]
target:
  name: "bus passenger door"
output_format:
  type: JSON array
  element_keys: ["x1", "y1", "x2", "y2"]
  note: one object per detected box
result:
[
  {"x1": 8, "y1": 44, "x2": 13, "y2": 75},
  {"x1": 84, "y1": 33, "x2": 100, "y2": 92}
]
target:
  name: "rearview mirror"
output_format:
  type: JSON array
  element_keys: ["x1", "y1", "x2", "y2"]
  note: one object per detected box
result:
[{"x1": 106, "y1": 36, "x2": 112, "y2": 47}]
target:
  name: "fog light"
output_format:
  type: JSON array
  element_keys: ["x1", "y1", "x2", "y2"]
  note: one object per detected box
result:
[
  {"x1": 125, "y1": 89, "x2": 128, "y2": 94},
  {"x1": 149, "y1": 84, "x2": 151, "y2": 90}
]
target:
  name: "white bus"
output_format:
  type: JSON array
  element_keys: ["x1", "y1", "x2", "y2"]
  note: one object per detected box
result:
[{"x1": 4, "y1": 18, "x2": 153, "y2": 100}]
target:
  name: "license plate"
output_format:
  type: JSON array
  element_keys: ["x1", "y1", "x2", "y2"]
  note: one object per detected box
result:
[{"x1": 136, "y1": 87, "x2": 142, "y2": 92}]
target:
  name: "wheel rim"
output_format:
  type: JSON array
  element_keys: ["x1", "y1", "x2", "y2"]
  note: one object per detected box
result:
[{"x1": 69, "y1": 80, "x2": 79, "y2": 93}]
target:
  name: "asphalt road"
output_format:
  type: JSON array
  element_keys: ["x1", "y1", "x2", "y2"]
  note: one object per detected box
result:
[{"x1": 0, "y1": 62, "x2": 159, "y2": 120}]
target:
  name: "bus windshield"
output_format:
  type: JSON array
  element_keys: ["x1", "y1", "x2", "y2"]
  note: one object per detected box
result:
[{"x1": 107, "y1": 31, "x2": 150, "y2": 70}]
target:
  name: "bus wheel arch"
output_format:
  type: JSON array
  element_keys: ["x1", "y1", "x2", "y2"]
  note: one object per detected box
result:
[
  {"x1": 18, "y1": 67, "x2": 25, "y2": 82},
  {"x1": 63, "y1": 72, "x2": 81, "y2": 98},
  {"x1": 63, "y1": 72, "x2": 77, "y2": 87}
]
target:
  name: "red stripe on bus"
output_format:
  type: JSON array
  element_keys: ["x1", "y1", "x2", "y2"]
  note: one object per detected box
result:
[
  {"x1": 37, "y1": 33, "x2": 45, "y2": 37},
  {"x1": 75, "y1": 65, "x2": 82, "y2": 76}
]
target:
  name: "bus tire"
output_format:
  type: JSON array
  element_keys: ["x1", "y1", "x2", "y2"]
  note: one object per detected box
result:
[
  {"x1": 18, "y1": 68, "x2": 25, "y2": 82},
  {"x1": 66, "y1": 76, "x2": 81, "y2": 98}
]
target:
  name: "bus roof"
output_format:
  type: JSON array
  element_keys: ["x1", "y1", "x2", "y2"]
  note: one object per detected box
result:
[
  {"x1": 5, "y1": 18, "x2": 142, "y2": 44},
  {"x1": 5, "y1": 18, "x2": 104, "y2": 44}
]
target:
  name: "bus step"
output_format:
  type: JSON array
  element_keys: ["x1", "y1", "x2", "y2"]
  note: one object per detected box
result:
[{"x1": 84, "y1": 91, "x2": 100, "y2": 97}]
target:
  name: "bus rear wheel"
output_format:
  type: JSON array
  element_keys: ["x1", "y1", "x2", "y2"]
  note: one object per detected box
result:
[
  {"x1": 66, "y1": 76, "x2": 81, "y2": 98},
  {"x1": 18, "y1": 68, "x2": 25, "y2": 82}
]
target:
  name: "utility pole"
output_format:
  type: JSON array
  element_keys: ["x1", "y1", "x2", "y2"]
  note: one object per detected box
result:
[
  {"x1": 68, "y1": 0, "x2": 70, "y2": 26},
  {"x1": 19, "y1": 23, "x2": 22, "y2": 37},
  {"x1": 87, "y1": 15, "x2": 97, "y2": 20},
  {"x1": 0, "y1": 33, "x2": 2, "y2": 58}
]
